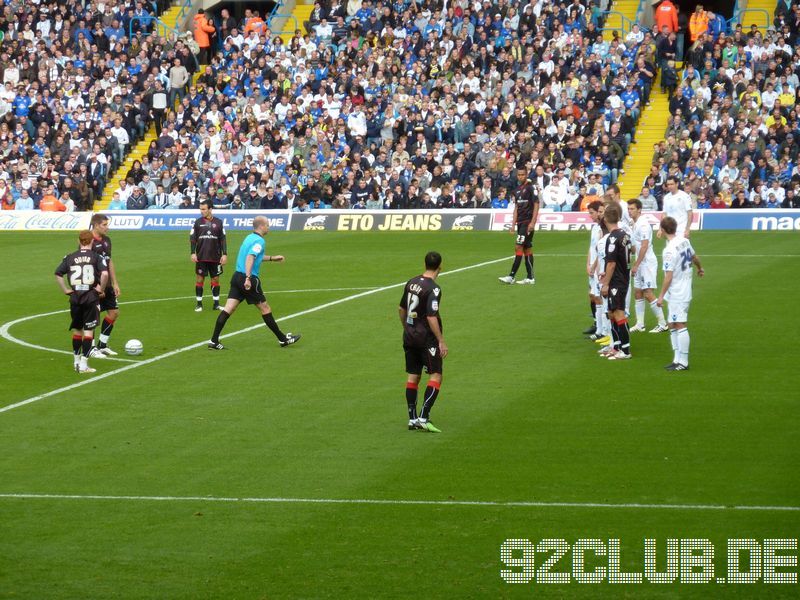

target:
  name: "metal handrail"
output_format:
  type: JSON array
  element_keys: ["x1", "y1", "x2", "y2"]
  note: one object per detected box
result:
[
  {"x1": 729, "y1": 8, "x2": 771, "y2": 31},
  {"x1": 599, "y1": 10, "x2": 635, "y2": 36},
  {"x1": 267, "y1": 13, "x2": 300, "y2": 33},
  {"x1": 633, "y1": 0, "x2": 647, "y2": 25},
  {"x1": 177, "y1": 0, "x2": 194, "y2": 23},
  {"x1": 269, "y1": 0, "x2": 285, "y2": 19},
  {"x1": 129, "y1": 15, "x2": 181, "y2": 41}
]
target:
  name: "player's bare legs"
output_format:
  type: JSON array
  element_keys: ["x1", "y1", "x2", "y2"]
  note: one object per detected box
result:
[{"x1": 208, "y1": 298, "x2": 241, "y2": 348}]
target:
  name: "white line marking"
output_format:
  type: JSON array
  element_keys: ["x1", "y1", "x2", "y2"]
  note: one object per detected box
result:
[
  {"x1": 0, "y1": 308, "x2": 138, "y2": 363},
  {"x1": 536, "y1": 253, "x2": 800, "y2": 258},
  {"x1": 0, "y1": 492, "x2": 796, "y2": 512},
  {"x1": 0, "y1": 287, "x2": 381, "y2": 363},
  {"x1": 0, "y1": 257, "x2": 509, "y2": 415}
]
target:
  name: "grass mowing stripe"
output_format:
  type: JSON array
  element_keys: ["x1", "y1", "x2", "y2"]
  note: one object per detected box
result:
[
  {"x1": 0, "y1": 492, "x2": 797, "y2": 512},
  {"x1": 0, "y1": 256, "x2": 510, "y2": 415}
]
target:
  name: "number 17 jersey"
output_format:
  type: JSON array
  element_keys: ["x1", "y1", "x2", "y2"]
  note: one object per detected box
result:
[{"x1": 399, "y1": 275, "x2": 442, "y2": 347}]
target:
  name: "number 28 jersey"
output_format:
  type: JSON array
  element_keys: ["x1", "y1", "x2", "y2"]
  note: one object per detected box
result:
[
  {"x1": 55, "y1": 249, "x2": 108, "y2": 304},
  {"x1": 662, "y1": 236, "x2": 696, "y2": 302},
  {"x1": 399, "y1": 275, "x2": 442, "y2": 347}
]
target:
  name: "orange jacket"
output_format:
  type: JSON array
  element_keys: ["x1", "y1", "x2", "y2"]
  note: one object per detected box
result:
[
  {"x1": 244, "y1": 17, "x2": 266, "y2": 35},
  {"x1": 39, "y1": 194, "x2": 66, "y2": 211},
  {"x1": 689, "y1": 11, "x2": 709, "y2": 42},
  {"x1": 654, "y1": 1, "x2": 678, "y2": 33},
  {"x1": 193, "y1": 14, "x2": 215, "y2": 48}
]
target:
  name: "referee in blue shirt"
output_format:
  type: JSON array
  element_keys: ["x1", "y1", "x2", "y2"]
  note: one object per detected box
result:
[{"x1": 208, "y1": 216, "x2": 301, "y2": 349}]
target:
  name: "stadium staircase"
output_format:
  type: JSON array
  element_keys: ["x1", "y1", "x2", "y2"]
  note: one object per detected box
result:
[
  {"x1": 603, "y1": 0, "x2": 639, "y2": 41},
  {"x1": 739, "y1": 0, "x2": 777, "y2": 29},
  {"x1": 274, "y1": 0, "x2": 314, "y2": 43},
  {"x1": 95, "y1": 4, "x2": 192, "y2": 210},
  {"x1": 619, "y1": 86, "x2": 670, "y2": 196}
]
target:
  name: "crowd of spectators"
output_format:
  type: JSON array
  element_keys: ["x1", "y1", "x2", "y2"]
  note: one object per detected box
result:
[
  {"x1": 640, "y1": 1, "x2": 800, "y2": 210},
  {"x1": 51, "y1": 0, "x2": 663, "y2": 213},
  {"x1": 0, "y1": 0, "x2": 194, "y2": 211},
  {"x1": 3, "y1": 0, "x2": 800, "y2": 213}
]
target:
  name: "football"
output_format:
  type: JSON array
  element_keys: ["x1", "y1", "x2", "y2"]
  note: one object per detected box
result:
[{"x1": 124, "y1": 339, "x2": 143, "y2": 356}]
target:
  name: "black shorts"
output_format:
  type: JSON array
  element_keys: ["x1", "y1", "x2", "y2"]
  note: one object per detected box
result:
[
  {"x1": 404, "y1": 341, "x2": 443, "y2": 375},
  {"x1": 228, "y1": 272, "x2": 266, "y2": 305},
  {"x1": 515, "y1": 222, "x2": 534, "y2": 249},
  {"x1": 196, "y1": 261, "x2": 223, "y2": 278},
  {"x1": 99, "y1": 287, "x2": 118, "y2": 311},
  {"x1": 69, "y1": 300, "x2": 100, "y2": 331},
  {"x1": 608, "y1": 284, "x2": 628, "y2": 312}
]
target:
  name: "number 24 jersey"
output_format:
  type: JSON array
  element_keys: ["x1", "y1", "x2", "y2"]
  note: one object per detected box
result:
[{"x1": 662, "y1": 236, "x2": 696, "y2": 302}]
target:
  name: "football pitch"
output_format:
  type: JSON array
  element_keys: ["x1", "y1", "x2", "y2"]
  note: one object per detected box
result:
[{"x1": 1, "y1": 229, "x2": 798, "y2": 598}]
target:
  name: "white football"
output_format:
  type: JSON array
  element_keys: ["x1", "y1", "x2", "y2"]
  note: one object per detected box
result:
[{"x1": 124, "y1": 339, "x2": 143, "y2": 356}]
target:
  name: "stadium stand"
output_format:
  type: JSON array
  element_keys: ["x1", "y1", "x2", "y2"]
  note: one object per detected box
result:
[{"x1": 2, "y1": 0, "x2": 798, "y2": 212}]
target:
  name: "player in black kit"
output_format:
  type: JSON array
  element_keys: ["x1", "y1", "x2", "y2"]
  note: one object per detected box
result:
[
  {"x1": 191, "y1": 200, "x2": 228, "y2": 311},
  {"x1": 600, "y1": 203, "x2": 633, "y2": 360},
  {"x1": 55, "y1": 230, "x2": 109, "y2": 373},
  {"x1": 499, "y1": 168, "x2": 539, "y2": 285},
  {"x1": 89, "y1": 213, "x2": 121, "y2": 357},
  {"x1": 399, "y1": 251, "x2": 448, "y2": 433}
]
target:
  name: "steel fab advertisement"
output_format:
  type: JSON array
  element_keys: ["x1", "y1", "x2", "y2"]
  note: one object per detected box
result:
[
  {"x1": 289, "y1": 211, "x2": 493, "y2": 232},
  {"x1": 104, "y1": 211, "x2": 290, "y2": 231},
  {"x1": 490, "y1": 211, "x2": 703, "y2": 231}
]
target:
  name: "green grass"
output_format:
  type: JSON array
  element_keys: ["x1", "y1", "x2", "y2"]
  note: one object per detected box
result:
[{"x1": 0, "y1": 230, "x2": 798, "y2": 598}]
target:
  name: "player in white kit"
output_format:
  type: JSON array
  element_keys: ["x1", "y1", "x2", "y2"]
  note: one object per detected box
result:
[
  {"x1": 627, "y1": 199, "x2": 668, "y2": 333},
  {"x1": 656, "y1": 216, "x2": 705, "y2": 371},
  {"x1": 585, "y1": 200, "x2": 605, "y2": 337},
  {"x1": 661, "y1": 177, "x2": 693, "y2": 238}
]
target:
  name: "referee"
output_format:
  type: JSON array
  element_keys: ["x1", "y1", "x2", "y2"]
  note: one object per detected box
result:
[{"x1": 208, "y1": 216, "x2": 301, "y2": 350}]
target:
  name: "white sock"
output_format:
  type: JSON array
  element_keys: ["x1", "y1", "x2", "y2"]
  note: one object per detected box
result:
[
  {"x1": 670, "y1": 329, "x2": 679, "y2": 364},
  {"x1": 635, "y1": 299, "x2": 645, "y2": 326},
  {"x1": 80, "y1": 355, "x2": 88, "y2": 369},
  {"x1": 196, "y1": 295, "x2": 203, "y2": 302},
  {"x1": 649, "y1": 300, "x2": 666, "y2": 325},
  {"x1": 73, "y1": 354, "x2": 80, "y2": 366},
  {"x1": 600, "y1": 310, "x2": 610, "y2": 336},
  {"x1": 594, "y1": 304, "x2": 603, "y2": 334},
  {"x1": 676, "y1": 328, "x2": 690, "y2": 366},
  {"x1": 99, "y1": 333, "x2": 110, "y2": 345}
]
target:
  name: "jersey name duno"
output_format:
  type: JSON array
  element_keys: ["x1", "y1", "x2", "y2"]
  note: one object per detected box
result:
[
  {"x1": 55, "y1": 249, "x2": 107, "y2": 301},
  {"x1": 400, "y1": 276, "x2": 442, "y2": 346}
]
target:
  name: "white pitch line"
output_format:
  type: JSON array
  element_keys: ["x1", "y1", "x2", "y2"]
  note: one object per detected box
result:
[
  {"x1": 0, "y1": 257, "x2": 510, "y2": 415},
  {"x1": 0, "y1": 287, "x2": 381, "y2": 364},
  {"x1": 536, "y1": 253, "x2": 800, "y2": 258},
  {"x1": 0, "y1": 307, "x2": 138, "y2": 363},
  {"x1": 0, "y1": 492, "x2": 797, "y2": 512}
]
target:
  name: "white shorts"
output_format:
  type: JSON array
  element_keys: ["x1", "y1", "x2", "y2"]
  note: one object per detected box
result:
[
  {"x1": 666, "y1": 300, "x2": 690, "y2": 323},
  {"x1": 634, "y1": 263, "x2": 657, "y2": 290}
]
